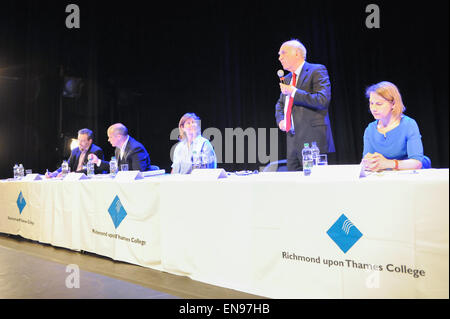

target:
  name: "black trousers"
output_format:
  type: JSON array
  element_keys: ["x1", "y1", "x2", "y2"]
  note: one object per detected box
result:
[
  {"x1": 286, "y1": 131, "x2": 302, "y2": 171},
  {"x1": 286, "y1": 131, "x2": 336, "y2": 171}
]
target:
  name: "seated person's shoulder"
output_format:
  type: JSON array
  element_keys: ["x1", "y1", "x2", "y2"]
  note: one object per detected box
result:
[
  {"x1": 92, "y1": 144, "x2": 103, "y2": 152},
  {"x1": 401, "y1": 115, "x2": 419, "y2": 128}
]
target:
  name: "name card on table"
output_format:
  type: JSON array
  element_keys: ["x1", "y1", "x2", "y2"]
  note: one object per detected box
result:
[
  {"x1": 63, "y1": 172, "x2": 88, "y2": 181},
  {"x1": 190, "y1": 168, "x2": 228, "y2": 179},
  {"x1": 311, "y1": 164, "x2": 366, "y2": 179},
  {"x1": 22, "y1": 174, "x2": 42, "y2": 181},
  {"x1": 114, "y1": 170, "x2": 143, "y2": 181},
  {"x1": 141, "y1": 169, "x2": 166, "y2": 177}
]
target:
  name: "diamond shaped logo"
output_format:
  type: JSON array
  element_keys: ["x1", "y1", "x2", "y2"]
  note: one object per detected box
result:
[
  {"x1": 327, "y1": 214, "x2": 363, "y2": 253},
  {"x1": 16, "y1": 191, "x2": 26, "y2": 214},
  {"x1": 108, "y1": 195, "x2": 127, "y2": 229}
]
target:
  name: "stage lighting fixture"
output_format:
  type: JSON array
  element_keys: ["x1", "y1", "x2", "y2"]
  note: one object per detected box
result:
[
  {"x1": 63, "y1": 77, "x2": 84, "y2": 98},
  {"x1": 70, "y1": 138, "x2": 79, "y2": 150}
]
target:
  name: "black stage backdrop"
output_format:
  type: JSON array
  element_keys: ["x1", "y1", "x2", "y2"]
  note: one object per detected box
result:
[{"x1": 0, "y1": 0, "x2": 448, "y2": 177}]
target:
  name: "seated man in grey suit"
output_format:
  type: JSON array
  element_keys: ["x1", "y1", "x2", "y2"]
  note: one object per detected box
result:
[
  {"x1": 89, "y1": 123, "x2": 151, "y2": 172},
  {"x1": 46, "y1": 128, "x2": 105, "y2": 177}
]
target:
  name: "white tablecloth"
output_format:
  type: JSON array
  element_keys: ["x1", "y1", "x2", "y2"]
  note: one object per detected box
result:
[
  {"x1": 0, "y1": 177, "x2": 162, "y2": 269},
  {"x1": 1, "y1": 168, "x2": 448, "y2": 298}
]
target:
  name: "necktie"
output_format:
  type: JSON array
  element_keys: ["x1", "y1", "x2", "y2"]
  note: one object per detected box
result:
[
  {"x1": 76, "y1": 151, "x2": 86, "y2": 171},
  {"x1": 285, "y1": 72, "x2": 297, "y2": 132}
]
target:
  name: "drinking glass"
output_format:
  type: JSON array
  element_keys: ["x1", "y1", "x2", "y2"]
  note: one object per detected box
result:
[{"x1": 317, "y1": 154, "x2": 328, "y2": 166}]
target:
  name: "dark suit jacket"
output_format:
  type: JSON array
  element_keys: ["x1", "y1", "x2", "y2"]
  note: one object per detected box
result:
[
  {"x1": 275, "y1": 61, "x2": 335, "y2": 154},
  {"x1": 99, "y1": 136, "x2": 151, "y2": 172},
  {"x1": 59, "y1": 143, "x2": 105, "y2": 174}
]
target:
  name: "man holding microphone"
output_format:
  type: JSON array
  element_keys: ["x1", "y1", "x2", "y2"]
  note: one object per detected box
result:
[{"x1": 275, "y1": 39, "x2": 335, "y2": 171}]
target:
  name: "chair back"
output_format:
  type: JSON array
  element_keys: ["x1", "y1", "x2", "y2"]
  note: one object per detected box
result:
[
  {"x1": 422, "y1": 156, "x2": 431, "y2": 169},
  {"x1": 262, "y1": 159, "x2": 287, "y2": 172}
]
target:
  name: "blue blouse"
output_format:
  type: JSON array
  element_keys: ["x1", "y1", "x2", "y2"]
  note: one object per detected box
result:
[{"x1": 363, "y1": 115, "x2": 424, "y2": 163}]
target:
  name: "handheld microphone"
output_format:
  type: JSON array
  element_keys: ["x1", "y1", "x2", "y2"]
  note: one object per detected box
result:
[{"x1": 277, "y1": 70, "x2": 286, "y2": 84}]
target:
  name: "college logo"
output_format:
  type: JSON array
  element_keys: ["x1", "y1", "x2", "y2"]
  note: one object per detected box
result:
[
  {"x1": 16, "y1": 191, "x2": 26, "y2": 214},
  {"x1": 108, "y1": 195, "x2": 127, "y2": 229},
  {"x1": 327, "y1": 214, "x2": 363, "y2": 253}
]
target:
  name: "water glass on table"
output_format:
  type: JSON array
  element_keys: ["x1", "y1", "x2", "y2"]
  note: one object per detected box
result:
[
  {"x1": 317, "y1": 154, "x2": 328, "y2": 166},
  {"x1": 120, "y1": 164, "x2": 129, "y2": 171}
]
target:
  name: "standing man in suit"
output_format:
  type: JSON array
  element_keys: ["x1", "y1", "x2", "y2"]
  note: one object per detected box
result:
[
  {"x1": 275, "y1": 39, "x2": 335, "y2": 171},
  {"x1": 46, "y1": 128, "x2": 105, "y2": 177},
  {"x1": 89, "y1": 123, "x2": 151, "y2": 172}
]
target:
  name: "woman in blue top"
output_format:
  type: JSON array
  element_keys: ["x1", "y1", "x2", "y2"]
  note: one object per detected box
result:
[
  {"x1": 362, "y1": 81, "x2": 424, "y2": 171},
  {"x1": 171, "y1": 113, "x2": 217, "y2": 174}
]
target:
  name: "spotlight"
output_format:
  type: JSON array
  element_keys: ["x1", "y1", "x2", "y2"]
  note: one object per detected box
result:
[
  {"x1": 70, "y1": 138, "x2": 79, "y2": 150},
  {"x1": 62, "y1": 77, "x2": 84, "y2": 98}
]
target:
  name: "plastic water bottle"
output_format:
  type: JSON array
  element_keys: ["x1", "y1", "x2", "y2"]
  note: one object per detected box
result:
[
  {"x1": 192, "y1": 151, "x2": 200, "y2": 169},
  {"x1": 18, "y1": 164, "x2": 25, "y2": 178},
  {"x1": 311, "y1": 141, "x2": 320, "y2": 166},
  {"x1": 200, "y1": 149, "x2": 208, "y2": 169},
  {"x1": 13, "y1": 164, "x2": 19, "y2": 179},
  {"x1": 302, "y1": 143, "x2": 313, "y2": 176},
  {"x1": 86, "y1": 158, "x2": 95, "y2": 177},
  {"x1": 110, "y1": 156, "x2": 118, "y2": 176},
  {"x1": 61, "y1": 160, "x2": 69, "y2": 177}
]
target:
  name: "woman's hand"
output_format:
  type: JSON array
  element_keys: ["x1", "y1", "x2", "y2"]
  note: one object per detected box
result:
[{"x1": 362, "y1": 152, "x2": 393, "y2": 171}]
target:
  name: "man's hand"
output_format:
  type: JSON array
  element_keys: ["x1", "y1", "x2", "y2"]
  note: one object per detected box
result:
[
  {"x1": 278, "y1": 119, "x2": 286, "y2": 132},
  {"x1": 88, "y1": 153, "x2": 100, "y2": 164},
  {"x1": 279, "y1": 83, "x2": 296, "y2": 96},
  {"x1": 45, "y1": 171, "x2": 58, "y2": 179}
]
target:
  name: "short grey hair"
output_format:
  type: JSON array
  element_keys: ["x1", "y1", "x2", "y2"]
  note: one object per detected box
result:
[
  {"x1": 283, "y1": 39, "x2": 307, "y2": 60},
  {"x1": 78, "y1": 128, "x2": 93, "y2": 140},
  {"x1": 109, "y1": 123, "x2": 128, "y2": 136}
]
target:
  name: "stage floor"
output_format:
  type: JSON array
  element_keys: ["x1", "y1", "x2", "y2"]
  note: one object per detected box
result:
[{"x1": 0, "y1": 233, "x2": 264, "y2": 299}]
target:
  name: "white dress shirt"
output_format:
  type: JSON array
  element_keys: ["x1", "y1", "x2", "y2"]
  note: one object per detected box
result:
[
  {"x1": 119, "y1": 136, "x2": 130, "y2": 160},
  {"x1": 284, "y1": 62, "x2": 305, "y2": 131}
]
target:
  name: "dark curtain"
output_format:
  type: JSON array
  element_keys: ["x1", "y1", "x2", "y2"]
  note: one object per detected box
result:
[{"x1": 0, "y1": 0, "x2": 448, "y2": 177}]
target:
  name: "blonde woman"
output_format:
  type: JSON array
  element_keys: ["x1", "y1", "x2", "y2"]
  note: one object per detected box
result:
[
  {"x1": 171, "y1": 113, "x2": 217, "y2": 174},
  {"x1": 362, "y1": 81, "x2": 425, "y2": 171}
]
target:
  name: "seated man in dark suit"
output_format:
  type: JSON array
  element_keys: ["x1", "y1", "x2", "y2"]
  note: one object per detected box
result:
[
  {"x1": 46, "y1": 128, "x2": 105, "y2": 177},
  {"x1": 89, "y1": 123, "x2": 151, "y2": 172}
]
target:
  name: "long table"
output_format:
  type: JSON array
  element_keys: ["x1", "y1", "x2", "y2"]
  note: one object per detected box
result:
[{"x1": 1, "y1": 168, "x2": 448, "y2": 298}]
